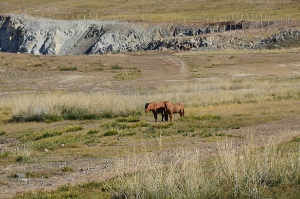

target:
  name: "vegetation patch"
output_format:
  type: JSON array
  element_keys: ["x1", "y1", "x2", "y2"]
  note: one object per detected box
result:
[
  {"x1": 26, "y1": 170, "x2": 54, "y2": 178},
  {"x1": 59, "y1": 67, "x2": 77, "y2": 71},
  {"x1": 107, "y1": 138, "x2": 300, "y2": 199},
  {"x1": 113, "y1": 70, "x2": 141, "y2": 81},
  {"x1": 34, "y1": 131, "x2": 63, "y2": 141},
  {"x1": 61, "y1": 166, "x2": 75, "y2": 172},
  {"x1": 180, "y1": 114, "x2": 221, "y2": 121},
  {"x1": 110, "y1": 64, "x2": 123, "y2": 70},
  {"x1": 103, "y1": 129, "x2": 118, "y2": 137}
]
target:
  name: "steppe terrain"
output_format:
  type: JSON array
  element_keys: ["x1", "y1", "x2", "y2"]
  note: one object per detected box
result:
[
  {"x1": 1, "y1": 44, "x2": 300, "y2": 198},
  {"x1": 1, "y1": 0, "x2": 300, "y2": 198}
]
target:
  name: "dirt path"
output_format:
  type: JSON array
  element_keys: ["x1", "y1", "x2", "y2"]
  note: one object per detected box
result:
[
  {"x1": 168, "y1": 57, "x2": 189, "y2": 75},
  {"x1": 1, "y1": 116, "x2": 300, "y2": 198}
]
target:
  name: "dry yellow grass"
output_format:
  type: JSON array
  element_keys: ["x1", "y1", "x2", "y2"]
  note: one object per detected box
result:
[
  {"x1": 108, "y1": 136, "x2": 300, "y2": 198},
  {"x1": 1, "y1": 74, "x2": 299, "y2": 123},
  {"x1": 1, "y1": 0, "x2": 300, "y2": 21}
]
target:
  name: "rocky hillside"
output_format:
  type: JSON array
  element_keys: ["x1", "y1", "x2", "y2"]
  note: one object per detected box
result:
[{"x1": 0, "y1": 14, "x2": 299, "y2": 55}]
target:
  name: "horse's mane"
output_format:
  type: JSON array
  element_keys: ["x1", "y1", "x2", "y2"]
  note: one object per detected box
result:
[{"x1": 145, "y1": 103, "x2": 150, "y2": 109}]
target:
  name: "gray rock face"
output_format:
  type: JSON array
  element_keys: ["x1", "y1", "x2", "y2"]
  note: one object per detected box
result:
[{"x1": 0, "y1": 14, "x2": 299, "y2": 55}]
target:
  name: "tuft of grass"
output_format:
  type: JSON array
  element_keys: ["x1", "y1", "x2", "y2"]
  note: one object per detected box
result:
[
  {"x1": 34, "y1": 131, "x2": 63, "y2": 141},
  {"x1": 59, "y1": 67, "x2": 77, "y2": 71},
  {"x1": 26, "y1": 170, "x2": 53, "y2": 178},
  {"x1": 86, "y1": 129, "x2": 99, "y2": 135},
  {"x1": 110, "y1": 64, "x2": 123, "y2": 70},
  {"x1": 61, "y1": 166, "x2": 75, "y2": 172},
  {"x1": 103, "y1": 129, "x2": 118, "y2": 137},
  {"x1": 113, "y1": 70, "x2": 141, "y2": 81},
  {"x1": 64, "y1": 126, "x2": 83, "y2": 132}
]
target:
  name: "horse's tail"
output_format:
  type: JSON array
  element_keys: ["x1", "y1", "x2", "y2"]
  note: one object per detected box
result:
[{"x1": 181, "y1": 104, "x2": 185, "y2": 117}]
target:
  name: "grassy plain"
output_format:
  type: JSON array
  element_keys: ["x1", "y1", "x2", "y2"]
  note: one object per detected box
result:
[
  {"x1": 1, "y1": 0, "x2": 300, "y2": 22},
  {"x1": 1, "y1": 0, "x2": 300, "y2": 197},
  {"x1": 1, "y1": 46, "x2": 300, "y2": 198}
]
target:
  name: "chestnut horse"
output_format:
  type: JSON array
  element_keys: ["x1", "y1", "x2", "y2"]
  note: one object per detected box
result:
[
  {"x1": 164, "y1": 101, "x2": 184, "y2": 122},
  {"x1": 145, "y1": 102, "x2": 168, "y2": 122}
]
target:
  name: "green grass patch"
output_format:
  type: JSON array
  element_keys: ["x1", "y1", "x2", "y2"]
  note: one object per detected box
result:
[
  {"x1": 110, "y1": 64, "x2": 123, "y2": 70},
  {"x1": 34, "y1": 131, "x2": 63, "y2": 141},
  {"x1": 103, "y1": 129, "x2": 118, "y2": 137},
  {"x1": 180, "y1": 114, "x2": 221, "y2": 121},
  {"x1": 13, "y1": 182, "x2": 110, "y2": 199},
  {"x1": 113, "y1": 70, "x2": 141, "y2": 81},
  {"x1": 59, "y1": 67, "x2": 77, "y2": 71},
  {"x1": 116, "y1": 116, "x2": 140, "y2": 123},
  {"x1": 26, "y1": 170, "x2": 53, "y2": 178},
  {"x1": 61, "y1": 166, "x2": 75, "y2": 172},
  {"x1": 86, "y1": 129, "x2": 99, "y2": 135}
]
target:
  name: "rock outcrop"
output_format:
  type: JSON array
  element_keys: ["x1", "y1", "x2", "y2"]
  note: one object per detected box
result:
[{"x1": 0, "y1": 14, "x2": 299, "y2": 55}]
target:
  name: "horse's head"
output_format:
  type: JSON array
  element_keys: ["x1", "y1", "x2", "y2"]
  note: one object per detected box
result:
[
  {"x1": 145, "y1": 103, "x2": 151, "y2": 113},
  {"x1": 164, "y1": 101, "x2": 171, "y2": 108}
]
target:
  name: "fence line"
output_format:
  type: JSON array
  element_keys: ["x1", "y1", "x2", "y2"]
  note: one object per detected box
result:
[
  {"x1": 5, "y1": 12, "x2": 295, "y2": 34},
  {"x1": 29, "y1": 13, "x2": 293, "y2": 25}
]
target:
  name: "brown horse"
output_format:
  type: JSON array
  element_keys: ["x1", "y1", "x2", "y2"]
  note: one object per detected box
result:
[
  {"x1": 164, "y1": 101, "x2": 184, "y2": 122},
  {"x1": 145, "y1": 101, "x2": 168, "y2": 122}
]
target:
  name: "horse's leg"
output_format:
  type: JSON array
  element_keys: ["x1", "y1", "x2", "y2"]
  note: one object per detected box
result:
[
  {"x1": 179, "y1": 110, "x2": 183, "y2": 117},
  {"x1": 170, "y1": 113, "x2": 173, "y2": 122},
  {"x1": 153, "y1": 112, "x2": 158, "y2": 122},
  {"x1": 161, "y1": 112, "x2": 164, "y2": 122},
  {"x1": 164, "y1": 111, "x2": 168, "y2": 121}
]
